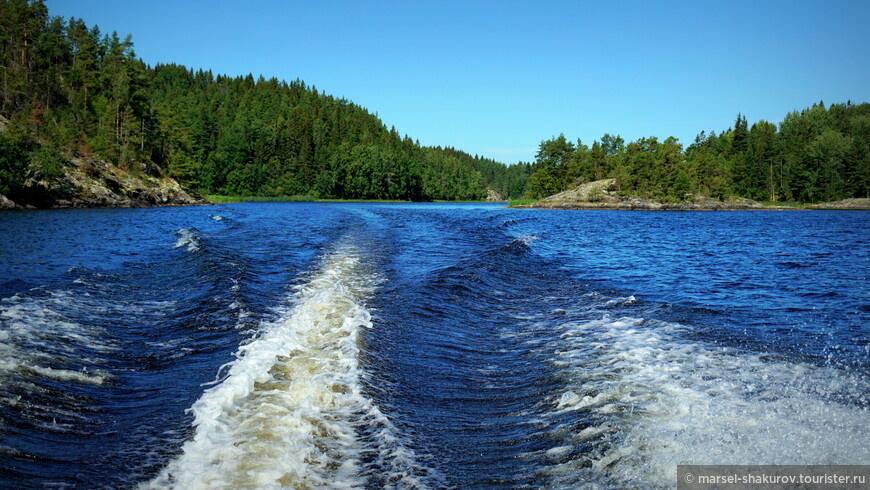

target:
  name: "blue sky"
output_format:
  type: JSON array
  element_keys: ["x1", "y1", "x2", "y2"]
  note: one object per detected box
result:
[{"x1": 48, "y1": 0, "x2": 870, "y2": 163}]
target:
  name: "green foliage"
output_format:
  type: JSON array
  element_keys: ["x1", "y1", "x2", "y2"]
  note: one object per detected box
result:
[
  {"x1": 524, "y1": 166, "x2": 560, "y2": 198},
  {"x1": 29, "y1": 145, "x2": 65, "y2": 180},
  {"x1": 508, "y1": 199, "x2": 538, "y2": 207},
  {"x1": 526, "y1": 103, "x2": 870, "y2": 202},
  {"x1": 523, "y1": 134, "x2": 582, "y2": 198},
  {"x1": 0, "y1": 130, "x2": 29, "y2": 196},
  {"x1": 0, "y1": 0, "x2": 528, "y2": 203},
  {"x1": 140, "y1": 64, "x2": 523, "y2": 201},
  {"x1": 205, "y1": 195, "x2": 313, "y2": 203},
  {"x1": 586, "y1": 186, "x2": 605, "y2": 202}
]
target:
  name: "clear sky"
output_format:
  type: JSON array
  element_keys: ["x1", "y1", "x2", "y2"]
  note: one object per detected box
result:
[{"x1": 47, "y1": 0, "x2": 870, "y2": 164}]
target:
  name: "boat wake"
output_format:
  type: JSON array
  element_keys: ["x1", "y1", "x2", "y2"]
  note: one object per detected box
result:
[
  {"x1": 536, "y1": 313, "x2": 870, "y2": 487},
  {"x1": 149, "y1": 237, "x2": 435, "y2": 489}
]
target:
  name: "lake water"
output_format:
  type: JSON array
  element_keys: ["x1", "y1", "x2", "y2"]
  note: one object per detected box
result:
[{"x1": 1, "y1": 203, "x2": 868, "y2": 488}]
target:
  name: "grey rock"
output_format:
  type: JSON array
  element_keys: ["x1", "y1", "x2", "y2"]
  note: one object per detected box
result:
[
  {"x1": 0, "y1": 194, "x2": 16, "y2": 209},
  {"x1": 513, "y1": 180, "x2": 778, "y2": 211},
  {"x1": 807, "y1": 198, "x2": 870, "y2": 210},
  {"x1": 15, "y1": 157, "x2": 209, "y2": 209}
]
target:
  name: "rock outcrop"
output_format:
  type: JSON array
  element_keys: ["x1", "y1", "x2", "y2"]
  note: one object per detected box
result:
[
  {"x1": 806, "y1": 198, "x2": 870, "y2": 210},
  {"x1": 540, "y1": 179, "x2": 619, "y2": 204},
  {"x1": 0, "y1": 194, "x2": 16, "y2": 209},
  {"x1": 487, "y1": 188, "x2": 506, "y2": 202},
  {"x1": 5, "y1": 158, "x2": 207, "y2": 209},
  {"x1": 514, "y1": 180, "x2": 870, "y2": 211},
  {"x1": 516, "y1": 197, "x2": 767, "y2": 211},
  {"x1": 514, "y1": 179, "x2": 779, "y2": 211}
]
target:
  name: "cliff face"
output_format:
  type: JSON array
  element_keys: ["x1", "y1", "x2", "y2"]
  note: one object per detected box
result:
[{"x1": 1, "y1": 158, "x2": 207, "y2": 210}]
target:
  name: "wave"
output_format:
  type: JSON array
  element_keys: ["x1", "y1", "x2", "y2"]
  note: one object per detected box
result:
[
  {"x1": 0, "y1": 291, "x2": 116, "y2": 390},
  {"x1": 514, "y1": 234, "x2": 539, "y2": 247},
  {"x1": 496, "y1": 234, "x2": 539, "y2": 255},
  {"x1": 148, "y1": 238, "x2": 435, "y2": 489},
  {"x1": 603, "y1": 295, "x2": 636, "y2": 307},
  {"x1": 536, "y1": 314, "x2": 870, "y2": 487},
  {"x1": 174, "y1": 228, "x2": 201, "y2": 252}
]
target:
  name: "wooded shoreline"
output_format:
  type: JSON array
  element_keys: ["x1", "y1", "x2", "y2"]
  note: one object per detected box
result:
[{"x1": 511, "y1": 197, "x2": 870, "y2": 211}]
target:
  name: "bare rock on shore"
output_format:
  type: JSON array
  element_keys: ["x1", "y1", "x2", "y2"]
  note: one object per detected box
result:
[
  {"x1": 807, "y1": 198, "x2": 870, "y2": 210},
  {"x1": 487, "y1": 188, "x2": 506, "y2": 202},
  {"x1": 0, "y1": 194, "x2": 16, "y2": 209},
  {"x1": 11, "y1": 158, "x2": 208, "y2": 209},
  {"x1": 514, "y1": 179, "x2": 771, "y2": 210},
  {"x1": 541, "y1": 179, "x2": 619, "y2": 203}
]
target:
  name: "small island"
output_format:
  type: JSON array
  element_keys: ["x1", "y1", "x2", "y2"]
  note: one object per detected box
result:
[
  {"x1": 511, "y1": 178, "x2": 870, "y2": 211},
  {"x1": 511, "y1": 107, "x2": 869, "y2": 211}
]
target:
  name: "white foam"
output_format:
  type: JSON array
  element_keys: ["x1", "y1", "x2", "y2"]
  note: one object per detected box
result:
[
  {"x1": 26, "y1": 365, "x2": 108, "y2": 385},
  {"x1": 174, "y1": 229, "x2": 200, "y2": 252},
  {"x1": 515, "y1": 234, "x2": 539, "y2": 246},
  {"x1": 603, "y1": 295, "x2": 636, "y2": 307},
  {"x1": 542, "y1": 315, "x2": 870, "y2": 487},
  {"x1": 149, "y1": 240, "x2": 434, "y2": 489},
  {"x1": 0, "y1": 292, "x2": 116, "y2": 390}
]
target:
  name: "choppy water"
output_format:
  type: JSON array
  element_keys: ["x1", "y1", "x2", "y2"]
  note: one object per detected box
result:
[{"x1": 0, "y1": 203, "x2": 868, "y2": 488}]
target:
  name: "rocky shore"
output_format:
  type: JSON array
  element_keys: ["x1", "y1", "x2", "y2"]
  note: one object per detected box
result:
[
  {"x1": 1, "y1": 158, "x2": 208, "y2": 210},
  {"x1": 511, "y1": 179, "x2": 870, "y2": 211},
  {"x1": 806, "y1": 198, "x2": 870, "y2": 210}
]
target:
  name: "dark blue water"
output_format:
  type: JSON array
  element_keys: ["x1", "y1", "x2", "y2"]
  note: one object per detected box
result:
[{"x1": 1, "y1": 203, "x2": 868, "y2": 488}]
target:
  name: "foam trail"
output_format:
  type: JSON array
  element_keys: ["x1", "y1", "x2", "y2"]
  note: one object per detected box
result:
[
  {"x1": 539, "y1": 315, "x2": 870, "y2": 487},
  {"x1": 149, "y1": 239, "x2": 432, "y2": 489}
]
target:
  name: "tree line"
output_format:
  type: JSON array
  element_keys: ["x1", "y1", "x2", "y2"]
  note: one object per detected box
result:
[
  {"x1": 3, "y1": 1, "x2": 864, "y2": 206},
  {"x1": 0, "y1": 0, "x2": 530, "y2": 203},
  {"x1": 525, "y1": 103, "x2": 870, "y2": 203}
]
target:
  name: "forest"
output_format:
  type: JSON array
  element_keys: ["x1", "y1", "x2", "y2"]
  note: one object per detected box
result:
[
  {"x1": 0, "y1": 0, "x2": 530, "y2": 203},
  {"x1": 525, "y1": 104, "x2": 870, "y2": 203}
]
